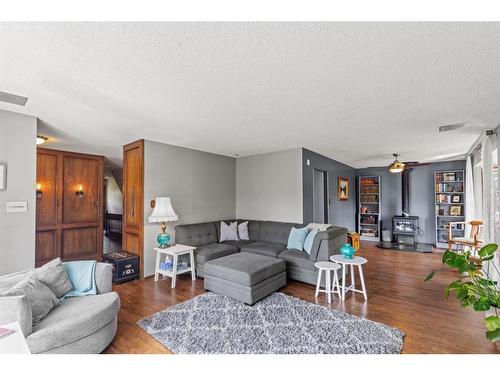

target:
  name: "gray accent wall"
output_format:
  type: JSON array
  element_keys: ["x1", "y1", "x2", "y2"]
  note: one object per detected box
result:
[
  {"x1": 302, "y1": 148, "x2": 357, "y2": 230},
  {"x1": 236, "y1": 149, "x2": 303, "y2": 223},
  {"x1": 143, "y1": 140, "x2": 236, "y2": 277},
  {"x1": 0, "y1": 110, "x2": 37, "y2": 275},
  {"x1": 357, "y1": 160, "x2": 466, "y2": 244}
]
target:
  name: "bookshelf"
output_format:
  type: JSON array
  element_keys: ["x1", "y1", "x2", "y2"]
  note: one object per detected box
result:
[
  {"x1": 358, "y1": 176, "x2": 381, "y2": 241},
  {"x1": 434, "y1": 170, "x2": 465, "y2": 248}
]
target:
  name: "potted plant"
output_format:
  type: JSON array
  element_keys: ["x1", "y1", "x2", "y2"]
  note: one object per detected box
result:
[{"x1": 426, "y1": 243, "x2": 499, "y2": 344}]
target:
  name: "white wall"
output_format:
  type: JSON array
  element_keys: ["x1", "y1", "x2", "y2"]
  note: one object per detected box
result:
[
  {"x1": 0, "y1": 110, "x2": 37, "y2": 275},
  {"x1": 104, "y1": 175, "x2": 123, "y2": 214},
  {"x1": 143, "y1": 140, "x2": 236, "y2": 276},
  {"x1": 236, "y1": 149, "x2": 303, "y2": 223}
]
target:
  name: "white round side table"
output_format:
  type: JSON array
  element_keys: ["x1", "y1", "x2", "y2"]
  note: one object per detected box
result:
[
  {"x1": 314, "y1": 261, "x2": 341, "y2": 303},
  {"x1": 329, "y1": 254, "x2": 368, "y2": 301}
]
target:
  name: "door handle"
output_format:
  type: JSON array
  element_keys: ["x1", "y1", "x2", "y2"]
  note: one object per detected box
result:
[{"x1": 131, "y1": 187, "x2": 135, "y2": 216}]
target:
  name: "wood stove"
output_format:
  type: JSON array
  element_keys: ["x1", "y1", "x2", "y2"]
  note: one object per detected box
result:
[
  {"x1": 392, "y1": 215, "x2": 419, "y2": 249},
  {"x1": 377, "y1": 168, "x2": 429, "y2": 252}
]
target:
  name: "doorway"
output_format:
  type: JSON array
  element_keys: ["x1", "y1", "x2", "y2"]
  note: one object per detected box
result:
[
  {"x1": 103, "y1": 159, "x2": 123, "y2": 254},
  {"x1": 313, "y1": 169, "x2": 329, "y2": 223}
]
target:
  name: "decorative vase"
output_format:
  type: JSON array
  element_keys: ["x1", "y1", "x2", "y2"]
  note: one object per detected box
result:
[
  {"x1": 340, "y1": 243, "x2": 356, "y2": 259},
  {"x1": 157, "y1": 228, "x2": 171, "y2": 248}
]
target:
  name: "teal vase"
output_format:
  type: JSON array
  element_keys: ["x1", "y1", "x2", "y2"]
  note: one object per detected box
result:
[
  {"x1": 157, "y1": 231, "x2": 171, "y2": 248},
  {"x1": 340, "y1": 243, "x2": 355, "y2": 259}
]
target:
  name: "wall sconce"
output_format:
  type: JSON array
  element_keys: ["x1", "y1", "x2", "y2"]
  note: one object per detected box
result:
[
  {"x1": 36, "y1": 183, "x2": 43, "y2": 199},
  {"x1": 75, "y1": 184, "x2": 84, "y2": 198}
]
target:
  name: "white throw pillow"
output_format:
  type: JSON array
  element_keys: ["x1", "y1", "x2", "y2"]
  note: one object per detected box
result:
[
  {"x1": 219, "y1": 221, "x2": 239, "y2": 242},
  {"x1": 238, "y1": 221, "x2": 249, "y2": 240}
]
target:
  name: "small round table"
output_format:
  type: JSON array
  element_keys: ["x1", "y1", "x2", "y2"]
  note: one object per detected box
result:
[
  {"x1": 329, "y1": 255, "x2": 368, "y2": 301},
  {"x1": 314, "y1": 261, "x2": 341, "y2": 303}
]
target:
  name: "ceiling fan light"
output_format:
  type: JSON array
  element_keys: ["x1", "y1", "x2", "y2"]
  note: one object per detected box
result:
[
  {"x1": 36, "y1": 135, "x2": 48, "y2": 145},
  {"x1": 388, "y1": 153, "x2": 405, "y2": 173},
  {"x1": 389, "y1": 161, "x2": 405, "y2": 173}
]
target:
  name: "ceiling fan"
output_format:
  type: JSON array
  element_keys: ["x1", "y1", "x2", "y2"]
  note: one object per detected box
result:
[{"x1": 388, "y1": 153, "x2": 430, "y2": 173}]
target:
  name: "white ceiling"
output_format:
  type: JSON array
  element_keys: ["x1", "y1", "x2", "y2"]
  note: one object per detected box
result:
[{"x1": 1, "y1": 22, "x2": 499, "y2": 168}]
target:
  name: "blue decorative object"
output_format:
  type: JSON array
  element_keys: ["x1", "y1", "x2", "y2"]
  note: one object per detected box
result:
[
  {"x1": 303, "y1": 229, "x2": 319, "y2": 254},
  {"x1": 287, "y1": 226, "x2": 310, "y2": 250},
  {"x1": 157, "y1": 230, "x2": 171, "y2": 248},
  {"x1": 340, "y1": 243, "x2": 356, "y2": 259}
]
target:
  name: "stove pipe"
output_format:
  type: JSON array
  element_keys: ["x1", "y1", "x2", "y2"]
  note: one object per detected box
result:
[{"x1": 402, "y1": 169, "x2": 410, "y2": 215}]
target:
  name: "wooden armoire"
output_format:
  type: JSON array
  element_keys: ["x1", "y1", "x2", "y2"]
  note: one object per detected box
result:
[{"x1": 36, "y1": 149, "x2": 104, "y2": 266}]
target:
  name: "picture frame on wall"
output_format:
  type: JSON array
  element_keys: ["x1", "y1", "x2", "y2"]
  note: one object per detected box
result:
[
  {"x1": 337, "y1": 177, "x2": 349, "y2": 201},
  {"x1": 0, "y1": 163, "x2": 6, "y2": 190}
]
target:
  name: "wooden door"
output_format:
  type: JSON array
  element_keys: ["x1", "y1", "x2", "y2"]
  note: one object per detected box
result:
[
  {"x1": 122, "y1": 140, "x2": 144, "y2": 278},
  {"x1": 36, "y1": 151, "x2": 60, "y2": 265},
  {"x1": 36, "y1": 149, "x2": 104, "y2": 266}
]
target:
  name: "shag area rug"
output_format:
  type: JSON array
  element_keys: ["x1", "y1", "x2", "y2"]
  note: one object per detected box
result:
[{"x1": 138, "y1": 292, "x2": 404, "y2": 354}]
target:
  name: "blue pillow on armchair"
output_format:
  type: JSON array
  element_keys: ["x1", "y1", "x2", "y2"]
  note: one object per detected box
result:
[{"x1": 287, "y1": 226, "x2": 310, "y2": 251}]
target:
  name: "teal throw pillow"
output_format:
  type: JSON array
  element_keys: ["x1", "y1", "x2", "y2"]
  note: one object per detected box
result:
[
  {"x1": 303, "y1": 228, "x2": 319, "y2": 254},
  {"x1": 287, "y1": 226, "x2": 310, "y2": 251}
]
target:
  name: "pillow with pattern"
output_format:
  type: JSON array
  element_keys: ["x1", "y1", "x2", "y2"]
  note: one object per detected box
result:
[{"x1": 219, "y1": 221, "x2": 239, "y2": 242}]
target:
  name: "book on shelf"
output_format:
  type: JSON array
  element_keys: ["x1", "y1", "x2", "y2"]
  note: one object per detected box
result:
[
  {"x1": 361, "y1": 228, "x2": 378, "y2": 237},
  {"x1": 435, "y1": 182, "x2": 463, "y2": 193},
  {"x1": 360, "y1": 178, "x2": 378, "y2": 185}
]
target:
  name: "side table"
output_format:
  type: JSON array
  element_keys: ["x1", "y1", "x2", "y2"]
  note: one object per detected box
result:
[
  {"x1": 314, "y1": 261, "x2": 341, "y2": 303},
  {"x1": 0, "y1": 321, "x2": 30, "y2": 354},
  {"x1": 154, "y1": 244, "x2": 196, "y2": 288},
  {"x1": 329, "y1": 254, "x2": 368, "y2": 301}
]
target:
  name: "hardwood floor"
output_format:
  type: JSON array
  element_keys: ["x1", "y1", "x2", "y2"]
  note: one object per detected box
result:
[{"x1": 105, "y1": 241, "x2": 499, "y2": 354}]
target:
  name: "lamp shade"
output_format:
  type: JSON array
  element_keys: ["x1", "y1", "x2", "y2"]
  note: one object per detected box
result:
[{"x1": 148, "y1": 197, "x2": 178, "y2": 223}]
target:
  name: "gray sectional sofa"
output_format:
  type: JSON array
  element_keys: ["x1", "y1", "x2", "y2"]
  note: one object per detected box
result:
[{"x1": 175, "y1": 219, "x2": 347, "y2": 285}]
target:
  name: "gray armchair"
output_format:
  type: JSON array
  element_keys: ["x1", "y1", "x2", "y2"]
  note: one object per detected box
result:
[{"x1": 0, "y1": 262, "x2": 120, "y2": 354}]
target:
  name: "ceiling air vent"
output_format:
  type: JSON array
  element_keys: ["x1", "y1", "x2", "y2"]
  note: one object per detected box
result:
[{"x1": 0, "y1": 90, "x2": 28, "y2": 106}]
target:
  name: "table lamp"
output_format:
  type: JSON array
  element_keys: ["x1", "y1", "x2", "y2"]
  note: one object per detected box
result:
[{"x1": 148, "y1": 197, "x2": 178, "y2": 248}]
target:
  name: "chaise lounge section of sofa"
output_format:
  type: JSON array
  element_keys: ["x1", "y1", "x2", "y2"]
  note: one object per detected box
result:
[{"x1": 175, "y1": 219, "x2": 347, "y2": 285}]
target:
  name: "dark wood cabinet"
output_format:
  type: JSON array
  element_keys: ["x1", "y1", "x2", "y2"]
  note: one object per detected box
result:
[
  {"x1": 122, "y1": 140, "x2": 144, "y2": 278},
  {"x1": 36, "y1": 149, "x2": 104, "y2": 266}
]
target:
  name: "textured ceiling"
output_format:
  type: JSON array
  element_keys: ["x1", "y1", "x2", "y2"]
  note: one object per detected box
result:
[{"x1": 1, "y1": 22, "x2": 499, "y2": 168}]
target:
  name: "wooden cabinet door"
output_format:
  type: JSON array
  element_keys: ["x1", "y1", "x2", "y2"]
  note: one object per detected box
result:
[
  {"x1": 60, "y1": 153, "x2": 103, "y2": 261},
  {"x1": 122, "y1": 140, "x2": 144, "y2": 278},
  {"x1": 36, "y1": 151, "x2": 60, "y2": 265},
  {"x1": 62, "y1": 156, "x2": 100, "y2": 224},
  {"x1": 36, "y1": 149, "x2": 104, "y2": 266}
]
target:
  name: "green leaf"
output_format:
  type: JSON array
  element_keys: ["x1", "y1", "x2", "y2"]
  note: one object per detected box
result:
[
  {"x1": 444, "y1": 287, "x2": 450, "y2": 299},
  {"x1": 467, "y1": 295, "x2": 477, "y2": 306},
  {"x1": 447, "y1": 280, "x2": 462, "y2": 290},
  {"x1": 442, "y1": 250, "x2": 456, "y2": 265},
  {"x1": 460, "y1": 298, "x2": 472, "y2": 307},
  {"x1": 482, "y1": 255, "x2": 495, "y2": 261},
  {"x1": 457, "y1": 285, "x2": 469, "y2": 300},
  {"x1": 485, "y1": 328, "x2": 500, "y2": 342},
  {"x1": 452, "y1": 255, "x2": 467, "y2": 270},
  {"x1": 477, "y1": 278, "x2": 497, "y2": 287},
  {"x1": 424, "y1": 271, "x2": 435, "y2": 281},
  {"x1": 473, "y1": 296, "x2": 491, "y2": 311},
  {"x1": 484, "y1": 315, "x2": 500, "y2": 331},
  {"x1": 478, "y1": 243, "x2": 498, "y2": 257},
  {"x1": 458, "y1": 261, "x2": 473, "y2": 273}
]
